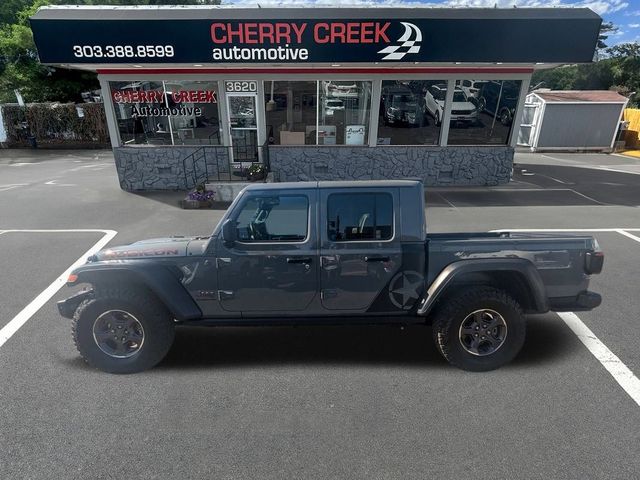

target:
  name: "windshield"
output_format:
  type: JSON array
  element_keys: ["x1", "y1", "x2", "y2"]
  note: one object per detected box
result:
[
  {"x1": 453, "y1": 91, "x2": 468, "y2": 102},
  {"x1": 431, "y1": 88, "x2": 446, "y2": 101},
  {"x1": 392, "y1": 95, "x2": 417, "y2": 107}
]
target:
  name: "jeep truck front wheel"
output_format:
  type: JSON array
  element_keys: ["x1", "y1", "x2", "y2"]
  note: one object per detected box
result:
[
  {"x1": 431, "y1": 286, "x2": 525, "y2": 372},
  {"x1": 72, "y1": 286, "x2": 175, "y2": 374}
]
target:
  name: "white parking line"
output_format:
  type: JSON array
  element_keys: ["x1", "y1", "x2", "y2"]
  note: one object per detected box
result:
[
  {"x1": 558, "y1": 312, "x2": 640, "y2": 407},
  {"x1": 0, "y1": 229, "x2": 117, "y2": 349},
  {"x1": 492, "y1": 228, "x2": 640, "y2": 232},
  {"x1": 594, "y1": 165, "x2": 640, "y2": 176},
  {"x1": 491, "y1": 227, "x2": 640, "y2": 407},
  {"x1": 616, "y1": 229, "x2": 640, "y2": 244},
  {"x1": 0, "y1": 184, "x2": 28, "y2": 192},
  {"x1": 44, "y1": 180, "x2": 77, "y2": 187}
]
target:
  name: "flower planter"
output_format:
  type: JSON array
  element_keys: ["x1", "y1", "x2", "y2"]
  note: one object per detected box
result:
[
  {"x1": 247, "y1": 171, "x2": 266, "y2": 182},
  {"x1": 181, "y1": 199, "x2": 213, "y2": 209}
]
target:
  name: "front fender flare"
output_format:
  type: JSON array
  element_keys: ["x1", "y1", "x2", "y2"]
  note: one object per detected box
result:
[
  {"x1": 417, "y1": 259, "x2": 548, "y2": 316},
  {"x1": 71, "y1": 263, "x2": 202, "y2": 321}
]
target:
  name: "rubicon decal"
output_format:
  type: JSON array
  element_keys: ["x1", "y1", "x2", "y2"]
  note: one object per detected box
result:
[{"x1": 102, "y1": 248, "x2": 180, "y2": 258}]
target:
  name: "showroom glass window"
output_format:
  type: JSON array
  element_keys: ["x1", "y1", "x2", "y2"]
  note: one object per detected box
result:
[
  {"x1": 327, "y1": 193, "x2": 393, "y2": 241},
  {"x1": 318, "y1": 81, "x2": 371, "y2": 145},
  {"x1": 234, "y1": 195, "x2": 309, "y2": 243},
  {"x1": 447, "y1": 80, "x2": 522, "y2": 145},
  {"x1": 109, "y1": 80, "x2": 221, "y2": 146},
  {"x1": 378, "y1": 80, "x2": 444, "y2": 145},
  {"x1": 264, "y1": 81, "x2": 318, "y2": 145},
  {"x1": 265, "y1": 80, "x2": 371, "y2": 146}
]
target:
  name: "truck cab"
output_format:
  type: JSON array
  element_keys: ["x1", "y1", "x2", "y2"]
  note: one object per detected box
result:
[{"x1": 208, "y1": 181, "x2": 425, "y2": 318}]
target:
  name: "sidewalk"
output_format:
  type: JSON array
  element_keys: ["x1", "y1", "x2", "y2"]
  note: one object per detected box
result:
[
  {"x1": 0, "y1": 148, "x2": 112, "y2": 165},
  {"x1": 514, "y1": 150, "x2": 640, "y2": 176}
]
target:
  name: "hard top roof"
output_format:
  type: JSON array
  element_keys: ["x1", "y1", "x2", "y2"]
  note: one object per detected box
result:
[{"x1": 243, "y1": 180, "x2": 422, "y2": 191}]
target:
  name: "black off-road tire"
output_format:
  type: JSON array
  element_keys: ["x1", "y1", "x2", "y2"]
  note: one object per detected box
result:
[
  {"x1": 431, "y1": 286, "x2": 525, "y2": 372},
  {"x1": 72, "y1": 285, "x2": 175, "y2": 374}
]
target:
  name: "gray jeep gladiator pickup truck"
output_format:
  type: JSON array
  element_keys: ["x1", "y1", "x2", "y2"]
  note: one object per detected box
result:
[{"x1": 58, "y1": 180, "x2": 603, "y2": 373}]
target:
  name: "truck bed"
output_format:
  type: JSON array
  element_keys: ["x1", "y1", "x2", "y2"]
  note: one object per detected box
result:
[{"x1": 426, "y1": 231, "x2": 597, "y2": 304}]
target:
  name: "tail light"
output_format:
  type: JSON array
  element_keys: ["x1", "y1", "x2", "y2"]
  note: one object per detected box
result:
[{"x1": 585, "y1": 251, "x2": 604, "y2": 275}]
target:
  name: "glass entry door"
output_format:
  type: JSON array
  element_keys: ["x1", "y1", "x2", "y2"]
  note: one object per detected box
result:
[{"x1": 226, "y1": 93, "x2": 259, "y2": 163}]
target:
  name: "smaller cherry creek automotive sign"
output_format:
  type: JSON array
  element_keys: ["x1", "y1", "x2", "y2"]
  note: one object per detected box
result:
[
  {"x1": 112, "y1": 88, "x2": 217, "y2": 117},
  {"x1": 29, "y1": 16, "x2": 601, "y2": 65}
]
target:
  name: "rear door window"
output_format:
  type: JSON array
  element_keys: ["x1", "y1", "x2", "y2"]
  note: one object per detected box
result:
[{"x1": 327, "y1": 193, "x2": 393, "y2": 241}]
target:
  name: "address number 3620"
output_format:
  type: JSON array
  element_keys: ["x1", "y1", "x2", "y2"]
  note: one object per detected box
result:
[{"x1": 225, "y1": 81, "x2": 258, "y2": 93}]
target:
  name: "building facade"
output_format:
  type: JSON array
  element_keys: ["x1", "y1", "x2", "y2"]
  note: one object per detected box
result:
[{"x1": 30, "y1": 6, "x2": 601, "y2": 190}]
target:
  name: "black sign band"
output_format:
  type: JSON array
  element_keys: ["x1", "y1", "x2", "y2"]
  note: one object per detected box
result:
[{"x1": 30, "y1": 12, "x2": 601, "y2": 65}]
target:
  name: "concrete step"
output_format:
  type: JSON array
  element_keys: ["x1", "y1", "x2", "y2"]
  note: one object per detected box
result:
[{"x1": 205, "y1": 172, "x2": 274, "y2": 202}]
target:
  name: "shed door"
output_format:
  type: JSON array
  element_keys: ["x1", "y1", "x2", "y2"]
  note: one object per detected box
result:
[{"x1": 517, "y1": 103, "x2": 538, "y2": 146}]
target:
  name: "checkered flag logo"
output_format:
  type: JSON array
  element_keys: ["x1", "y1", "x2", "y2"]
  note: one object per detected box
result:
[{"x1": 377, "y1": 22, "x2": 422, "y2": 61}]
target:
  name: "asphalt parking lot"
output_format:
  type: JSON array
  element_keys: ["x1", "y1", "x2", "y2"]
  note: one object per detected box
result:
[{"x1": 1, "y1": 149, "x2": 639, "y2": 479}]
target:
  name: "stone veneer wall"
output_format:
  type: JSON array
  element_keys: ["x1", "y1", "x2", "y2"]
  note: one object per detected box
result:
[
  {"x1": 113, "y1": 144, "x2": 513, "y2": 190},
  {"x1": 269, "y1": 146, "x2": 514, "y2": 186},
  {"x1": 114, "y1": 146, "x2": 231, "y2": 191}
]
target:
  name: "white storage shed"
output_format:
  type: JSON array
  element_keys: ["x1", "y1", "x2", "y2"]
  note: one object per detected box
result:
[{"x1": 518, "y1": 90, "x2": 628, "y2": 152}]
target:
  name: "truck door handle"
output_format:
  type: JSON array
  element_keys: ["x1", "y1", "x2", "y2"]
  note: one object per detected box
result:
[
  {"x1": 217, "y1": 290, "x2": 234, "y2": 301},
  {"x1": 287, "y1": 257, "x2": 312, "y2": 264},
  {"x1": 364, "y1": 256, "x2": 390, "y2": 262}
]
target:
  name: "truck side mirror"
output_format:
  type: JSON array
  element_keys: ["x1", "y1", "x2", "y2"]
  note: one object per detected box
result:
[{"x1": 222, "y1": 219, "x2": 237, "y2": 246}]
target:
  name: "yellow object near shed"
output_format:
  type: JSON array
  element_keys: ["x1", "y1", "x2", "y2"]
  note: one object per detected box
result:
[{"x1": 623, "y1": 108, "x2": 640, "y2": 149}]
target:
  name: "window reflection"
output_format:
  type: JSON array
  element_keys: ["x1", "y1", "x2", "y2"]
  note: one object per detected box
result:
[
  {"x1": 264, "y1": 81, "x2": 317, "y2": 145},
  {"x1": 265, "y1": 80, "x2": 372, "y2": 145},
  {"x1": 448, "y1": 80, "x2": 522, "y2": 145},
  {"x1": 377, "y1": 80, "x2": 442, "y2": 145},
  {"x1": 319, "y1": 81, "x2": 371, "y2": 145}
]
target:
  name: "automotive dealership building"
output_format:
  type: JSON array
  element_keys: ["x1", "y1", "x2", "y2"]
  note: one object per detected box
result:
[{"x1": 29, "y1": 6, "x2": 601, "y2": 190}]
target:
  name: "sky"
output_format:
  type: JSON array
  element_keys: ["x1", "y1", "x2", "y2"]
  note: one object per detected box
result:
[{"x1": 223, "y1": 0, "x2": 640, "y2": 45}]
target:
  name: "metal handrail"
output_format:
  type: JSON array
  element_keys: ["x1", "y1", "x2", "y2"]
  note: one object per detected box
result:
[
  {"x1": 182, "y1": 146, "x2": 207, "y2": 188},
  {"x1": 181, "y1": 143, "x2": 271, "y2": 186}
]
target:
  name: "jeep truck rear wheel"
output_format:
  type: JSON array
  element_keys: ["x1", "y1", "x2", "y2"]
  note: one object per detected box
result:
[
  {"x1": 432, "y1": 286, "x2": 525, "y2": 372},
  {"x1": 72, "y1": 286, "x2": 175, "y2": 374}
]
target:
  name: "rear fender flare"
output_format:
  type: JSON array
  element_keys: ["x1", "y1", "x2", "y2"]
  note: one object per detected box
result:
[{"x1": 418, "y1": 259, "x2": 548, "y2": 316}]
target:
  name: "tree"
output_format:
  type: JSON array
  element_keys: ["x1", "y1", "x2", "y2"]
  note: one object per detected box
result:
[
  {"x1": 0, "y1": 0, "x2": 220, "y2": 103},
  {"x1": 597, "y1": 22, "x2": 618, "y2": 51},
  {"x1": 606, "y1": 42, "x2": 640, "y2": 58},
  {"x1": 0, "y1": 0, "x2": 93, "y2": 103},
  {"x1": 0, "y1": 1, "x2": 32, "y2": 26}
]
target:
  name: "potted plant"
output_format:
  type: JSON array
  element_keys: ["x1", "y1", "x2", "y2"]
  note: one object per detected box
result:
[
  {"x1": 247, "y1": 163, "x2": 267, "y2": 182},
  {"x1": 183, "y1": 184, "x2": 215, "y2": 209}
]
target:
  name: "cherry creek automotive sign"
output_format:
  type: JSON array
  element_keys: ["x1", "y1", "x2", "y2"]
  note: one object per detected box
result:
[
  {"x1": 112, "y1": 88, "x2": 217, "y2": 117},
  {"x1": 30, "y1": 14, "x2": 601, "y2": 65}
]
